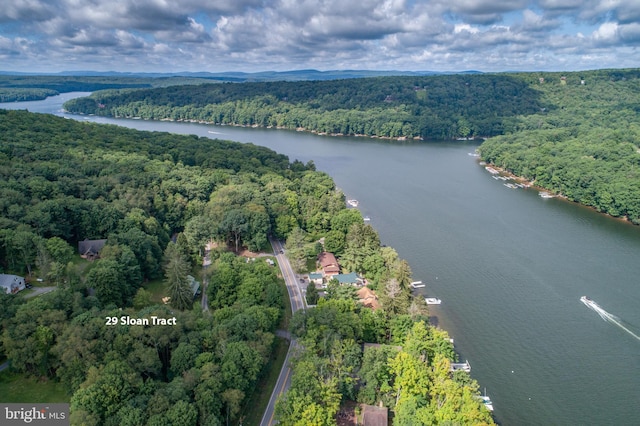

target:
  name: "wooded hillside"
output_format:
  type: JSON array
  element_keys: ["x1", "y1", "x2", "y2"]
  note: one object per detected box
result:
[
  {"x1": 61, "y1": 69, "x2": 640, "y2": 223},
  {"x1": 63, "y1": 74, "x2": 542, "y2": 140}
]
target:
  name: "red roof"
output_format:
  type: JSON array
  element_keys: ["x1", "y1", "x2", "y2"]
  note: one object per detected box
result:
[{"x1": 318, "y1": 252, "x2": 338, "y2": 268}]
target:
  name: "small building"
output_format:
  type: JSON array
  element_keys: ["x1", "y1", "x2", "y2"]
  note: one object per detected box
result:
[
  {"x1": 309, "y1": 273, "x2": 323, "y2": 285},
  {"x1": 0, "y1": 274, "x2": 26, "y2": 295},
  {"x1": 265, "y1": 258, "x2": 275, "y2": 266},
  {"x1": 318, "y1": 252, "x2": 340, "y2": 277},
  {"x1": 78, "y1": 239, "x2": 107, "y2": 260},
  {"x1": 362, "y1": 404, "x2": 388, "y2": 426}
]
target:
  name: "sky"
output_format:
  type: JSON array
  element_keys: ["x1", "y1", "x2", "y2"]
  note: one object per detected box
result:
[{"x1": 1, "y1": 0, "x2": 639, "y2": 74}]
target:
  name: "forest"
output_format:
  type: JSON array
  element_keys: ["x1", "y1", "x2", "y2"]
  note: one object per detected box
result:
[
  {"x1": 0, "y1": 75, "x2": 220, "y2": 102},
  {"x1": 62, "y1": 74, "x2": 542, "y2": 140},
  {"x1": 0, "y1": 109, "x2": 492, "y2": 425},
  {"x1": 480, "y1": 69, "x2": 640, "y2": 223},
  {"x1": 61, "y1": 68, "x2": 640, "y2": 224}
]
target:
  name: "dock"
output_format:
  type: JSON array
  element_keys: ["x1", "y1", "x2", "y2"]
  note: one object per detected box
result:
[
  {"x1": 450, "y1": 360, "x2": 471, "y2": 372},
  {"x1": 410, "y1": 280, "x2": 425, "y2": 288}
]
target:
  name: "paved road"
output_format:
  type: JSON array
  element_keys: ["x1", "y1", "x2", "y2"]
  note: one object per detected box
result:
[{"x1": 260, "y1": 237, "x2": 306, "y2": 426}]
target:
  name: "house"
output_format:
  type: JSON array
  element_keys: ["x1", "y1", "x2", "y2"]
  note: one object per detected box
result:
[
  {"x1": 187, "y1": 275, "x2": 200, "y2": 298},
  {"x1": 362, "y1": 404, "x2": 388, "y2": 426},
  {"x1": 78, "y1": 239, "x2": 107, "y2": 260},
  {"x1": 0, "y1": 274, "x2": 26, "y2": 295},
  {"x1": 309, "y1": 273, "x2": 323, "y2": 285},
  {"x1": 317, "y1": 252, "x2": 340, "y2": 277},
  {"x1": 357, "y1": 286, "x2": 380, "y2": 310},
  {"x1": 334, "y1": 272, "x2": 362, "y2": 285}
]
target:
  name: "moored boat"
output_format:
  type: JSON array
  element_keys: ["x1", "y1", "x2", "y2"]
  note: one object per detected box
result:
[{"x1": 425, "y1": 297, "x2": 442, "y2": 305}]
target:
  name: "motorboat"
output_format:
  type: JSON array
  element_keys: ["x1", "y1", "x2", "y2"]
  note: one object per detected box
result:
[
  {"x1": 425, "y1": 297, "x2": 442, "y2": 305},
  {"x1": 347, "y1": 199, "x2": 359, "y2": 207}
]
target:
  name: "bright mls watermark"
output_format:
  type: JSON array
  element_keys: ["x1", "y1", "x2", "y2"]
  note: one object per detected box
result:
[{"x1": 2, "y1": 404, "x2": 69, "y2": 425}]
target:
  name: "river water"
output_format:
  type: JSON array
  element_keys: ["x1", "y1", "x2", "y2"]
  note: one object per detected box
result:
[{"x1": 4, "y1": 93, "x2": 640, "y2": 425}]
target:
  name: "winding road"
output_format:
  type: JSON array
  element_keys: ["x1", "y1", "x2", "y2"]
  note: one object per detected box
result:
[{"x1": 260, "y1": 237, "x2": 306, "y2": 426}]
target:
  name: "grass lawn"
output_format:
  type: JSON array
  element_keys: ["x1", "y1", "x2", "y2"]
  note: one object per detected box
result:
[
  {"x1": 143, "y1": 278, "x2": 166, "y2": 303},
  {"x1": 0, "y1": 371, "x2": 69, "y2": 403},
  {"x1": 305, "y1": 257, "x2": 317, "y2": 273}
]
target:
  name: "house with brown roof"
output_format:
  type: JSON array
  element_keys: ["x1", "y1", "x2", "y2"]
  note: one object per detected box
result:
[
  {"x1": 318, "y1": 252, "x2": 340, "y2": 277},
  {"x1": 362, "y1": 404, "x2": 388, "y2": 426},
  {"x1": 357, "y1": 286, "x2": 380, "y2": 310}
]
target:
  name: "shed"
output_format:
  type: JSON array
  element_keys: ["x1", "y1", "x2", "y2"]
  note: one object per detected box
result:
[{"x1": 0, "y1": 274, "x2": 26, "y2": 295}]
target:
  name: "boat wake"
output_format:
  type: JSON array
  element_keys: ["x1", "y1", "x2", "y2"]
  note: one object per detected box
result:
[{"x1": 580, "y1": 296, "x2": 640, "y2": 342}]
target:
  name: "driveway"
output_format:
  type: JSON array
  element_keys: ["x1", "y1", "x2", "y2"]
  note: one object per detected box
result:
[{"x1": 23, "y1": 286, "x2": 56, "y2": 298}]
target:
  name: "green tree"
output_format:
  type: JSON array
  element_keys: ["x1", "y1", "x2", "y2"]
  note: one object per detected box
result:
[
  {"x1": 86, "y1": 259, "x2": 125, "y2": 307},
  {"x1": 219, "y1": 209, "x2": 249, "y2": 252},
  {"x1": 46, "y1": 236, "x2": 75, "y2": 264},
  {"x1": 163, "y1": 242, "x2": 193, "y2": 310},
  {"x1": 306, "y1": 283, "x2": 319, "y2": 305}
]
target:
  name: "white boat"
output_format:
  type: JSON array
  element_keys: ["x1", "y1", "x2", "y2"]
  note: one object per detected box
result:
[
  {"x1": 411, "y1": 281, "x2": 425, "y2": 288},
  {"x1": 363, "y1": 216, "x2": 371, "y2": 222},
  {"x1": 580, "y1": 295, "x2": 596, "y2": 308},
  {"x1": 539, "y1": 191, "x2": 555, "y2": 199},
  {"x1": 347, "y1": 199, "x2": 359, "y2": 207},
  {"x1": 477, "y1": 389, "x2": 494, "y2": 411},
  {"x1": 425, "y1": 297, "x2": 442, "y2": 305}
]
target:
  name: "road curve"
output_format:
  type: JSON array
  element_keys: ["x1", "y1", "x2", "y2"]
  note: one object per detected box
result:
[{"x1": 260, "y1": 237, "x2": 306, "y2": 426}]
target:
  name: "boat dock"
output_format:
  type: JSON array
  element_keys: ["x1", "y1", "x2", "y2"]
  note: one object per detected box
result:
[
  {"x1": 450, "y1": 360, "x2": 471, "y2": 372},
  {"x1": 410, "y1": 280, "x2": 425, "y2": 288}
]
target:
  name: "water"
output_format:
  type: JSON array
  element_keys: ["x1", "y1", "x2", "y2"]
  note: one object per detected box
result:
[
  {"x1": 581, "y1": 297, "x2": 640, "y2": 342},
  {"x1": 4, "y1": 94, "x2": 640, "y2": 425}
]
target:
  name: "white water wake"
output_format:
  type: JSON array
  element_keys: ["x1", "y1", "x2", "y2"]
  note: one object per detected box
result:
[{"x1": 580, "y1": 297, "x2": 640, "y2": 342}]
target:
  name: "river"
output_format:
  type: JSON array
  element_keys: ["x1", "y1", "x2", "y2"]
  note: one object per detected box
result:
[{"x1": 3, "y1": 93, "x2": 640, "y2": 425}]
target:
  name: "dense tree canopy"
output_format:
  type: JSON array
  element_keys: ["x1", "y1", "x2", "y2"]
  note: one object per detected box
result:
[
  {"x1": 480, "y1": 69, "x2": 640, "y2": 223},
  {"x1": 63, "y1": 74, "x2": 542, "y2": 140}
]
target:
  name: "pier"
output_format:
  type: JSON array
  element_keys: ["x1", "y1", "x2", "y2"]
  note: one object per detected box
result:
[{"x1": 410, "y1": 280, "x2": 425, "y2": 288}]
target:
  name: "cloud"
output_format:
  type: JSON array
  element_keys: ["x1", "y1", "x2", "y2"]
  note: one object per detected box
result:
[{"x1": 0, "y1": 0, "x2": 638, "y2": 73}]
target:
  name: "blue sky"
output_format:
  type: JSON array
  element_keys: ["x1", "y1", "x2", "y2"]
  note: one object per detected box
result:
[{"x1": 1, "y1": 0, "x2": 639, "y2": 73}]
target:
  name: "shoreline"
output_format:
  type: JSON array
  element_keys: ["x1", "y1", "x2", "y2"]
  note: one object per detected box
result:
[{"x1": 481, "y1": 160, "x2": 636, "y2": 226}]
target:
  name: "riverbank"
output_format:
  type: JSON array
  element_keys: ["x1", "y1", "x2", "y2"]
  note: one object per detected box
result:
[{"x1": 479, "y1": 160, "x2": 640, "y2": 226}]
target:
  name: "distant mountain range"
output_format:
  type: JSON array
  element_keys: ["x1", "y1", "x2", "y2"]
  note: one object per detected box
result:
[{"x1": 0, "y1": 69, "x2": 483, "y2": 82}]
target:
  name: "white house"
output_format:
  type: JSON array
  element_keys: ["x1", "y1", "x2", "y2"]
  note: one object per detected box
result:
[{"x1": 0, "y1": 274, "x2": 26, "y2": 294}]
